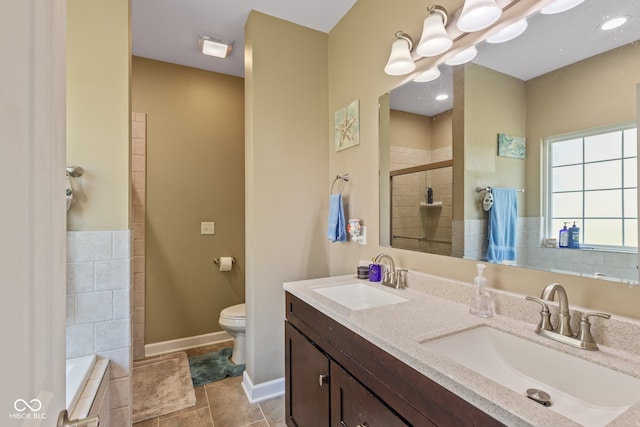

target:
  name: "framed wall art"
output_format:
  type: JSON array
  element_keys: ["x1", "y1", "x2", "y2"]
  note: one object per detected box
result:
[
  {"x1": 334, "y1": 99, "x2": 360, "y2": 152},
  {"x1": 497, "y1": 133, "x2": 526, "y2": 159}
]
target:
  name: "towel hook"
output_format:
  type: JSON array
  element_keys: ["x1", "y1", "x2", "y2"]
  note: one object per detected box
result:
[
  {"x1": 330, "y1": 174, "x2": 349, "y2": 194},
  {"x1": 66, "y1": 165, "x2": 84, "y2": 178}
]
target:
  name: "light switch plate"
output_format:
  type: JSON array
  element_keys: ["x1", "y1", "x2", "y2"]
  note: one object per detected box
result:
[{"x1": 201, "y1": 222, "x2": 215, "y2": 235}]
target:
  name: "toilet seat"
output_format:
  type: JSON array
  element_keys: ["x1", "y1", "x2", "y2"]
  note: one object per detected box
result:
[{"x1": 220, "y1": 303, "x2": 245, "y2": 320}]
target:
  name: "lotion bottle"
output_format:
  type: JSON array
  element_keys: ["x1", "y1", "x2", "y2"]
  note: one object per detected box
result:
[
  {"x1": 559, "y1": 222, "x2": 569, "y2": 248},
  {"x1": 469, "y1": 264, "x2": 494, "y2": 317},
  {"x1": 569, "y1": 221, "x2": 580, "y2": 249}
]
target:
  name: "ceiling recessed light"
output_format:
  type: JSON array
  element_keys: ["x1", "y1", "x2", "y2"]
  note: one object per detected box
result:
[
  {"x1": 198, "y1": 35, "x2": 233, "y2": 58},
  {"x1": 435, "y1": 94, "x2": 449, "y2": 101},
  {"x1": 600, "y1": 16, "x2": 628, "y2": 31}
]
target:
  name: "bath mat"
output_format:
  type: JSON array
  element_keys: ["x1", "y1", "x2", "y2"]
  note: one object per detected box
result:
[
  {"x1": 188, "y1": 347, "x2": 245, "y2": 387},
  {"x1": 132, "y1": 352, "x2": 196, "y2": 423}
]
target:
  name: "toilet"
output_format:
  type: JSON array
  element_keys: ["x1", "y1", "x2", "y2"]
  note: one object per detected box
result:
[{"x1": 218, "y1": 303, "x2": 246, "y2": 365}]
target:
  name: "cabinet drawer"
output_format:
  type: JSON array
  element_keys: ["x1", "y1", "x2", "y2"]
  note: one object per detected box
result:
[{"x1": 331, "y1": 361, "x2": 409, "y2": 427}]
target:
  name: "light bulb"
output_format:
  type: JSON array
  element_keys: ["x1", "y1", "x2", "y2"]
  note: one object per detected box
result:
[
  {"x1": 384, "y1": 35, "x2": 415, "y2": 76},
  {"x1": 416, "y1": 10, "x2": 453, "y2": 57},
  {"x1": 486, "y1": 19, "x2": 528, "y2": 43},
  {"x1": 457, "y1": 0, "x2": 502, "y2": 33},
  {"x1": 413, "y1": 67, "x2": 441, "y2": 83}
]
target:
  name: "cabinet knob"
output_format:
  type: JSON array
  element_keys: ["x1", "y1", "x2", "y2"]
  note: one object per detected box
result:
[{"x1": 318, "y1": 374, "x2": 329, "y2": 386}]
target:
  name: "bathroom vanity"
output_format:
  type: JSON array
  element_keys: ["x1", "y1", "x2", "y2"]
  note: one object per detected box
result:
[
  {"x1": 284, "y1": 274, "x2": 640, "y2": 427},
  {"x1": 285, "y1": 291, "x2": 502, "y2": 426}
]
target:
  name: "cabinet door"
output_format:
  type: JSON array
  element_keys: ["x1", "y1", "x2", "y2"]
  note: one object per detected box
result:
[
  {"x1": 285, "y1": 322, "x2": 331, "y2": 427},
  {"x1": 331, "y1": 361, "x2": 409, "y2": 427}
]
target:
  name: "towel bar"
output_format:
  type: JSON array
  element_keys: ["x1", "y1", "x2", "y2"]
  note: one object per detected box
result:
[
  {"x1": 330, "y1": 174, "x2": 349, "y2": 194},
  {"x1": 476, "y1": 186, "x2": 524, "y2": 193}
]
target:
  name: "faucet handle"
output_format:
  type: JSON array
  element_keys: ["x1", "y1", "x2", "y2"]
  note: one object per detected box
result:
[
  {"x1": 525, "y1": 296, "x2": 553, "y2": 332},
  {"x1": 576, "y1": 312, "x2": 611, "y2": 349},
  {"x1": 394, "y1": 268, "x2": 408, "y2": 289}
]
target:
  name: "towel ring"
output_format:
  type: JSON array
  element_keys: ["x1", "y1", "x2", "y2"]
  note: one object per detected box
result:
[{"x1": 330, "y1": 174, "x2": 349, "y2": 194}]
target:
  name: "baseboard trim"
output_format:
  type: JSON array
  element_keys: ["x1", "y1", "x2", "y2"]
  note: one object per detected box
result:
[
  {"x1": 241, "y1": 371, "x2": 285, "y2": 403},
  {"x1": 144, "y1": 331, "x2": 233, "y2": 357}
]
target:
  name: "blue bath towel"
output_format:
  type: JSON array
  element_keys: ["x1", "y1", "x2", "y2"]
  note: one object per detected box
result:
[
  {"x1": 487, "y1": 188, "x2": 517, "y2": 264},
  {"x1": 327, "y1": 193, "x2": 347, "y2": 242}
]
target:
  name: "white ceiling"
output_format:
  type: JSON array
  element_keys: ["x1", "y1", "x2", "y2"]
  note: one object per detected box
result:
[
  {"x1": 131, "y1": 0, "x2": 639, "y2": 117},
  {"x1": 390, "y1": 0, "x2": 640, "y2": 117},
  {"x1": 131, "y1": 0, "x2": 357, "y2": 77}
]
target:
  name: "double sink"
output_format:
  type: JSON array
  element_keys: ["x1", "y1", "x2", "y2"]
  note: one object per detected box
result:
[{"x1": 312, "y1": 282, "x2": 640, "y2": 426}]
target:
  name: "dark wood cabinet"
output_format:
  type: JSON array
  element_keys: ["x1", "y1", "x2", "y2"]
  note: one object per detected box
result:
[
  {"x1": 285, "y1": 321, "x2": 330, "y2": 427},
  {"x1": 331, "y1": 361, "x2": 408, "y2": 427},
  {"x1": 285, "y1": 292, "x2": 504, "y2": 427}
]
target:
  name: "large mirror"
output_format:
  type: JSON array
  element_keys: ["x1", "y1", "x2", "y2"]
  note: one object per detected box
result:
[{"x1": 379, "y1": 0, "x2": 640, "y2": 283}]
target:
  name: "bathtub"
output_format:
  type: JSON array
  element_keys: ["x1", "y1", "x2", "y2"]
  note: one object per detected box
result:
[{"x1": 66, "y1": 355, "x2": 97, "y2": 411}]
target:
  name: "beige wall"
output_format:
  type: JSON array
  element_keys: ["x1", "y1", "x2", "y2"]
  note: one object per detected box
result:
[
  {"x1": 67, "y1": 0, "x2": 130, "y2": 231},
  {"x1": 463, "y1": 63, "x2": 527, "y2": 220},
  {"x1": 327, "y1": 0, "x2": 640, "y2": 319},
  {"x1": 525, "y1": 42, "x2": 640, "y2": 216},
  {"x1": 245, "y1": 12, "x2": 330, "y2": 385},
  {"x1": 390, "y1": 110, "x2": 432, "y2": 150},
  {"x1": 131, "y1": 57, "x2": 245, "y2": 344}
]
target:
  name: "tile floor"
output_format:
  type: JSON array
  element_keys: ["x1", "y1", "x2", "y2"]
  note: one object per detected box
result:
[{"x1": 133, "y1": 343, "x2": 285, "y2": 427}]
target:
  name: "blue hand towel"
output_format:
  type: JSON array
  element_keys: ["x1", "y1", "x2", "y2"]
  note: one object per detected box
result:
[
  {"x1": 487, "y1": 188, "x2": 517, "y2": 264},
  {"x1": 327, "y1": 193, "x2": 347, "y2": 242}
]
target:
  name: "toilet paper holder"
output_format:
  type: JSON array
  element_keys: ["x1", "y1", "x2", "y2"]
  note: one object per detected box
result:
[{"x1": 214, "y1": 257, "x2": 236, "y2": 265}]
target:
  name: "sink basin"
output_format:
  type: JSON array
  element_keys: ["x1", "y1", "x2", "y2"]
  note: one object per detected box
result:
[
  {"x1": 313, "y1": 282, "x2": 409, "y2": 311},
  {"x1": 421, "y1": 326, "x2": 640, "y2": 426}
]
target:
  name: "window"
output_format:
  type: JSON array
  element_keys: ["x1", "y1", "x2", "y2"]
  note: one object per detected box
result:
[{"x1": 546, "y1": 123, "x2": 638, "y2": 251}]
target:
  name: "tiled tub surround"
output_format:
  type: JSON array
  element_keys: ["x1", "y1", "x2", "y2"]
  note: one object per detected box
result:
[
  {"x1": 66, "y1": 230, "x2": 132, "y2": 426},
  {"x1": 69, "y1": 358, "x2": 111, "y2": 426},
  {"x1": 284, "y1": 272, "x2": 640, "y2": 426}
]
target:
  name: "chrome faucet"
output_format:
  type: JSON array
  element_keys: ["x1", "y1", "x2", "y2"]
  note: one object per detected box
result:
[
  {"x1": 526, "y1": 283, "x2": 611, "y2": 350},
  {"x1": 373, "y1": 253, "x2": 405, "y2": 289}
]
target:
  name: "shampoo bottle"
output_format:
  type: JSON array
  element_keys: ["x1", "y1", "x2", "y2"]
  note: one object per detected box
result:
[
  {"x1": 469, "y1": 264, "x2": 494, "y2": 317},
  {"x1": 559, "y1": 223, "x2": 569, "y2": 248},
  {"x1": 569, "y1": 221, "x2": 580, "y2": 249}
]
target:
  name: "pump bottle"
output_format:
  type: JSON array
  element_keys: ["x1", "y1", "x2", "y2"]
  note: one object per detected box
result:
[
  {"x1": 469, "y1": 264, "x2": 494, "y2": 317},
  {"x1": 569, "y1": 221, "x2": 580, "y2": 249},
  {"x1": 559, "y1": 223, "x2": 569, "y2": 248}
]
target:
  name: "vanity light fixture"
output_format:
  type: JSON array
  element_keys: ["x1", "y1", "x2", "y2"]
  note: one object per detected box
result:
[
  {"x1": 416, "y1": 5, "x2": 453, "y2": 57},
  {"x1": 435, "y1": 94, "x2": 449, "y2": 101},
  {"x1": 539, "y1": 0, "x2": 584, "y2": 15},
  {"x1": 486, "y1": 19, "x2": 528, "y2": 43},
  {"x1": 600, "y1": 16, "x2": 628, "y2": 31},
  {"x1": 445, "y1": 46, "x2": 478, "y2": 66},
  {"x1": 198, "y1": 35, "x2": 233, "y2": 58},
  {"x1": 384, "y1": 31, "x2": 416, "y2": 76},
  {"x1": 456, "y1": 0, "x2": 502, "y2": 33},
  {"x1": 413, "y1": 66, "x2": 441, "y2": 83}
]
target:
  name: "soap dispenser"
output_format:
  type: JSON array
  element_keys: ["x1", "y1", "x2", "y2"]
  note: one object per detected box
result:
[
  {"x1": 569, "y1": 221, "x2": 580, "y2": 249},
  {"x1": 469, "y1": 264, "x2": 494, "y2": 318},
  {"x1": 559, "y1": 222, "x2": 569, "y2": 248}
]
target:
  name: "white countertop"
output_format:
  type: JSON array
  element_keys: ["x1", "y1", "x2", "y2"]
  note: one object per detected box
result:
[{"x1": 283, "y1": 273, "x2": 640, "y2": 427}]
